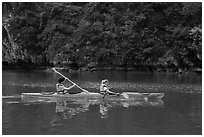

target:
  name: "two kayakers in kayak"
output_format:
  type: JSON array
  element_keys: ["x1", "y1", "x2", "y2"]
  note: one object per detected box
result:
[
  {"x1": 56, "y1": 77, "x2": 76, "y2": 94},
  {"x1": 56, "y1": 77, "x2": 119, "y2": 97}
]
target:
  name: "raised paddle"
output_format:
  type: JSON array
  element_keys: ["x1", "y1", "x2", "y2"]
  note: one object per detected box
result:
[{"x1": 52, "y1": 68, "x2": 90, "y2": 94}]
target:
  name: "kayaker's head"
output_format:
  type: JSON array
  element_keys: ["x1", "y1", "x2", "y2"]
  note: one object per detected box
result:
[
  {"x1": 101, "y1": 79, "x2": 108, "y2": 84},
  {"x1": 58, "y1": 77, "x2": 65, "y2": 83}
]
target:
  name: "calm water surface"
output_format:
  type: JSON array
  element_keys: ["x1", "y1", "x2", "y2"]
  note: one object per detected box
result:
[{"x1": 2, "y1": 70, "x2": 202, "y2": 135}]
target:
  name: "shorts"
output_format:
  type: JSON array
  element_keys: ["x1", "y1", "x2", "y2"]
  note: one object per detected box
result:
[{"x1": 100, "y1": 91, "x2": 106, "y2": 95}]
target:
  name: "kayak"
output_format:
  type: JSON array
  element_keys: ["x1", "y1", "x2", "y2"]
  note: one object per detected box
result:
[
  {"x1": 21, "y1": 92, "x2": 164, "y2": 100},
  {"x1": 20, "y1": 95, "x2": 164, "y2": 108}
]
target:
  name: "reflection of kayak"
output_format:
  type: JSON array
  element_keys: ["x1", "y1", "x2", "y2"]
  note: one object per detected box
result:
[
  {"x1": 20, "y1": 96, "x2": 164, "y2": 119},
  {"x1": 68, "y1": 98, "x2": 165, "y2": 108},
  {"x1": 21, "y1": 92, "x2": 164, "y2": 100}
]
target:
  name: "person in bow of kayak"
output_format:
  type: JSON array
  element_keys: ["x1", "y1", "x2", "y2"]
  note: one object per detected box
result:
[
  {"x1": 100, "y1": 79, "x2": 120, "y2": 98},
  {"x1": 56, "y1": 77, "x2": 76, "y2": 94}
]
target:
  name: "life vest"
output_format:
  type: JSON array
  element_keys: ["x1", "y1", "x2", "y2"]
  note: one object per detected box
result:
[
  {"x1": 100, "y1": 83, "x2": 108, "y2": 92},
  {"x1": 56, "y1": 83, "x2": 65, "y2": 92}
]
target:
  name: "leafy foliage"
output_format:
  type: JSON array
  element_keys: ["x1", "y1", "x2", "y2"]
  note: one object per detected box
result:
[{"x1": 2, "y1": 2, "x2": 202, "y2": 71}]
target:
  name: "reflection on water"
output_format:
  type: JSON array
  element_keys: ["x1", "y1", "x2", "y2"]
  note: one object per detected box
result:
[
  {"x1": 54, "y1": 99, "x2": 91, "y2": 120},
  {"x1": 3, "y1": 93, "x2": 201, "y2": 135},
  {"x1": 20, "y1": 97, "x2": 164, "y2": 120},
  {"x1": 2, "y1": 70, "x2": 202, "y2": 135},
  {"x1": 50, "y1": 100, "x2": 91, "y2": 126}
]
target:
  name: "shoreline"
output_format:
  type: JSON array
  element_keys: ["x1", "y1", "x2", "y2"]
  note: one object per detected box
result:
[{"x1": 2, "y1": 65, "x2": 202, "y2": 74}]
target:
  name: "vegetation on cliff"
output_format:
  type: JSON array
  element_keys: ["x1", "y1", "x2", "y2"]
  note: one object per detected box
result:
[{"x1": 2, "y1": 2, "x2": 202, "y2": 71}]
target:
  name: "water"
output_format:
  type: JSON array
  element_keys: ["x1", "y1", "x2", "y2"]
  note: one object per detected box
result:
[{"x1": 2, "y1": 70, "x2": 202, "y2": 135}]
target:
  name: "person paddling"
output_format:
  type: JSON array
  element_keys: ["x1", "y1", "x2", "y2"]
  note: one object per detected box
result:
[
  {"x1": 56, "y1": 77, "x2": 76, "y2": 94},
  {"x1": 100, "y1": 79, "x2": 120, "y2": 98}
]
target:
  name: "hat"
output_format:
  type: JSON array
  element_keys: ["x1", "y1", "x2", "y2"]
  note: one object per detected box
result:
[
  {"x1": 102, "y1": 79, "x2": 108, "y2": 83},
  {"x1": 58, "y1": 77, "x2": 65, "y2": 83}
]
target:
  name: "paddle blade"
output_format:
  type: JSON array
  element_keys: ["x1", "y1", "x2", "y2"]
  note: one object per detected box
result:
[{"x1": 121, "y1": 92, "x2": 129, "y2": 99}]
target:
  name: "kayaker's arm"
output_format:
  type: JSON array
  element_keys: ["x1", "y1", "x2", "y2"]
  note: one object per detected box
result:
[
  {"x1": 64, "y1": 83, "x2": 76, "y2": 90},
  {"x1": 104, "y1": 87, "x2": 119, "y2": 96},
  {"x1": 53, "y1": 68, "x2": 90, "y2": 94}
]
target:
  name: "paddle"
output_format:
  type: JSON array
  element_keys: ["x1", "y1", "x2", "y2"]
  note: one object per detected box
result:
[
  {"x1": 52, "y1": 68, "x2": 90, "y2": 94},
  {"x1": 103, "y1": 92, "x2": 129, "y2": 99}
]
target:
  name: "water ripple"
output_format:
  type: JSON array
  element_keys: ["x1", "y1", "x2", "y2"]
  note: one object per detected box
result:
[{"x1": 3, "y1": 81, "x2": 201, "y2": 94}]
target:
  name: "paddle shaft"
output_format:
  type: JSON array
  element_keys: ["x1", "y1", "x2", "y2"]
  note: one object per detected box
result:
[
  {"x1": 102, "y1": 91, "x2": 129, "y2": 99},
  {"x1": 53, "y1": 68, "x2": 89, "y2": 93}
]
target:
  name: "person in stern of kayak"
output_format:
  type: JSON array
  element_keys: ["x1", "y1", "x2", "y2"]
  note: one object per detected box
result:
[
  {"x1": 100, "y1": 79, "x2": 120, "y2": 98},
  {"x1": 56, "y1": 77, "x2": 76, "y2": 94}
]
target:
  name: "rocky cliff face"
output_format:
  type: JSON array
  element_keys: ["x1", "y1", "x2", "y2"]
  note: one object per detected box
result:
[{"x1": 3, "y1": 23, "x2": 24, "y2": 63}]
